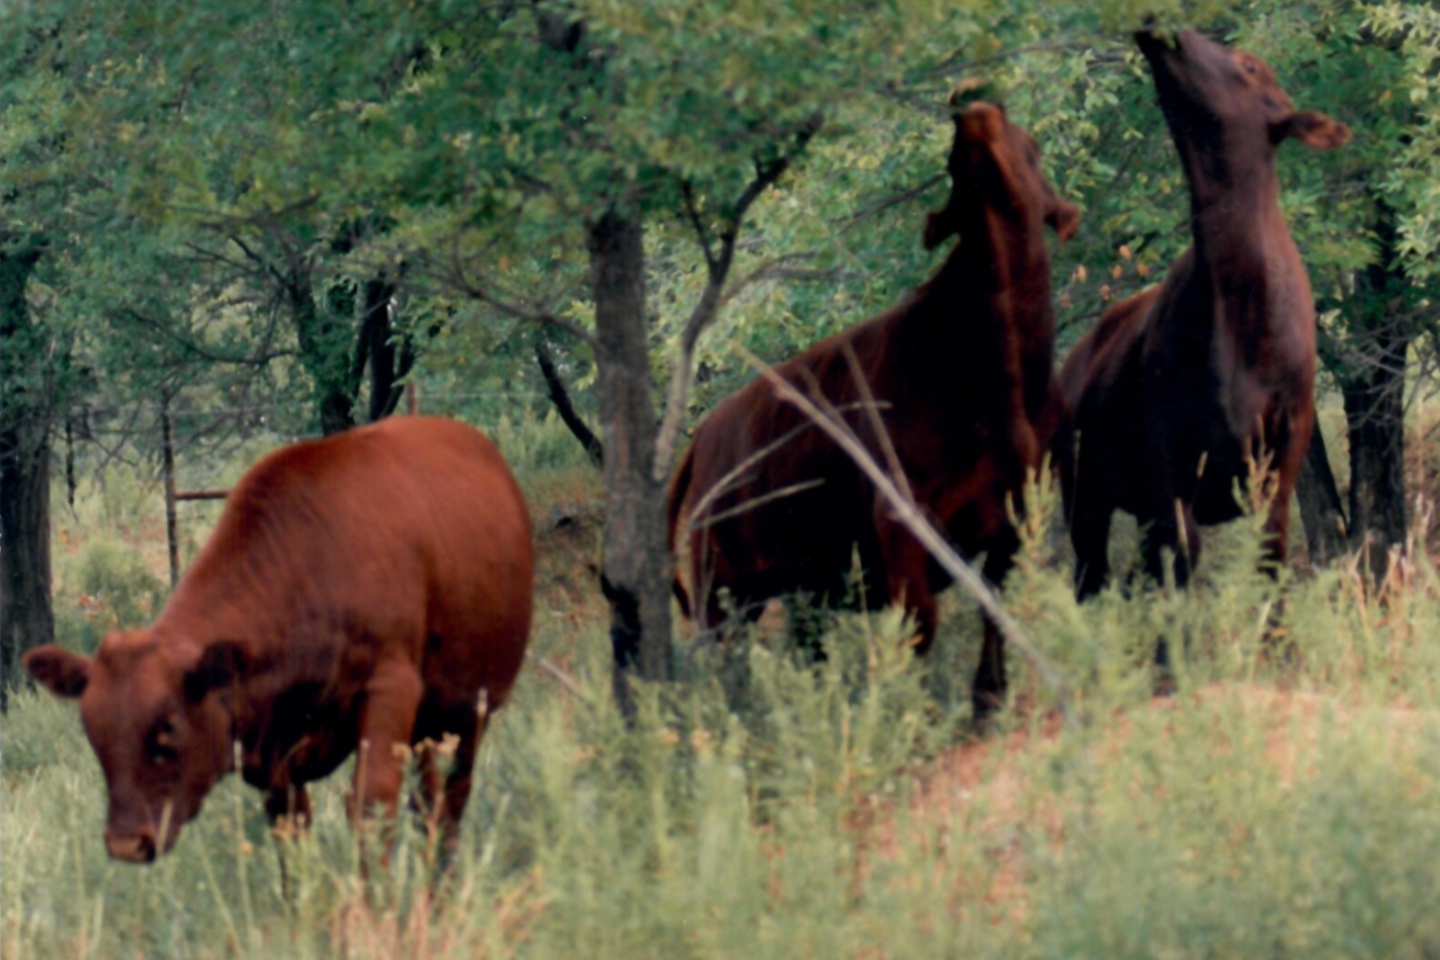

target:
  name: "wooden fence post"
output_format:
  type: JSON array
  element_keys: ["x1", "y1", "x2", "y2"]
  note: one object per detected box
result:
[{"x1": 160, "y1": 406, "x2": 180, "y2": 589}]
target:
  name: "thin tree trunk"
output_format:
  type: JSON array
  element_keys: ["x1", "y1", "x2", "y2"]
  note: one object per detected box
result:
[
  {"x1": 587, "y1": 210, "x2": 673, "y2": 705},
  {"x1": 0, "y1": 235, "x2": 53, "y2": 705},
  {"x1": 363, "y1": 277, "x2": 403, "y2": 422},
  {"x1": 1340, "y1": 208, "x2": 1412, "y2": 582},
  {"x1": 63, "y1": 417, "x2": 77, "y2": 509},
  {"x1": 1343, "y1": 325, "x2": 1408, "y2": 579},
  {"x1": 287, "y1": 272, "x2": 357, "y2": 436},
  {"x1": 0, "y1": 437, "x2": 52, "y2": 704},
  {"x1": 1295, "y1": 417, "x2": 1348, "y2": 566}
]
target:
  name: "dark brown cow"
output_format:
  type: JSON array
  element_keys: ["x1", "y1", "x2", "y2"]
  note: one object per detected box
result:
[
  {"x1": 24, "y1": 416, "x2": 533, "y2": 862},
  {"x1": 668, "y1": 99, "x2": 1078, "y2": 718},
  {"x1": 1058, "y1": 30, "x2": 1349, "y2": 606}
]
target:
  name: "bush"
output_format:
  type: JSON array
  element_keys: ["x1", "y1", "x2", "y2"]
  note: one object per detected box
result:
[
  {"x1": 52, "y1": 537, "x2": 168, "y2": 654},
  {"x1": 10, "y1": 432, "x2": 1440, "y2": 960}
]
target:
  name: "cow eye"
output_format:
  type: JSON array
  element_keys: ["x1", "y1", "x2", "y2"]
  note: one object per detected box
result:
[
  {"x1": 149, "y1": 720, "x2": 180, "y2": 764},
  {"x1": 1243, "y1": 60, "x2": 1257, "y2": 75}
]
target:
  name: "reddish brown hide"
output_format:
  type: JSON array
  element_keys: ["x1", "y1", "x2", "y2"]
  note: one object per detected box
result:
[
  {"x1": 24, "y1": 417, "x2": 534, "y2": 863},
  {"x1": 1058, "y1": 30, "x2": 1349, "y2": 602},
  {"x1": 668, "y1": 100, "x2": 1078, "y2": 720}
]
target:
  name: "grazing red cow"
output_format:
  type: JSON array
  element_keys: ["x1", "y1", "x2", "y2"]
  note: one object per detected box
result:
[
  {"x1": 24, "y1": 416, "x2": 533, "y2": 862},
  {"x1": 1058, "y1": 30, "x2": 1349, "y2": 605},
  {"x1": 668, "y1": 98, "x2": 1078, "y2": 718}
]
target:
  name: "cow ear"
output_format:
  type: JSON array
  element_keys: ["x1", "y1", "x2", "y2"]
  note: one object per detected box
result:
[
  {"x1": 1046, "y1": 198, "x2": 1081, "y2": 242},
  {"x1": 23, "y1": 645, "x2": 92, "y2": 699},
  {"x1": 183, "y1": 641, "x2": 250, "y2": 703},
  {"x1": 1274, "y1": 111, "x2": 1351, "y2": 150}
]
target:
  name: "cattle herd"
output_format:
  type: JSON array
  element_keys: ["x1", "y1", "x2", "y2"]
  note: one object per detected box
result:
[{"x1": 24, "y1": 29, "x2": 1349, "y2": 864}]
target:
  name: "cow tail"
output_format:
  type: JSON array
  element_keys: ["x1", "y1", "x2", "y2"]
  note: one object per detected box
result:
[{"x1": 665, "y1": 445, "x2": 695, "y2": 620}]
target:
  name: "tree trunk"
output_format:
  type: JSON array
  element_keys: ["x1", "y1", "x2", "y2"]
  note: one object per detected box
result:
[
  {"x1": 363, "y1": 277, "x2": 405, "y2": 422},
  {"x1": 1342, "y1": 323, "x2": 1408, "y2": 580},
  {"x1": 1294, "y1": 417, "x2": 1348, "y2": 566},
  {"x1": 587, "y1": 210, "x2": 673, "y2": 704},
  {"x1": 288, "y1": 272, "x2": 358, "y2": 436},
  {"x1": 0, "y1": 235, "x2": 53, "y2": 705},
  {"x1": 1339, "y1": 209, "x2": 1412, "y2": 583}
]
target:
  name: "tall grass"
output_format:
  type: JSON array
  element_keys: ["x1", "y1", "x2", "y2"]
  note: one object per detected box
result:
[{"x1": 7, "y1": 423, "x2": 1440, "y2": 959}]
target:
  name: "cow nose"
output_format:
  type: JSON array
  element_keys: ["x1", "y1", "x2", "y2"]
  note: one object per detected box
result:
[{"x1": 105, "y1": 828, "x2": 157, "y2": 863}]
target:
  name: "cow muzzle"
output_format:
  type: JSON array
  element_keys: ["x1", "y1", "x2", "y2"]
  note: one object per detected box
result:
[{"x1": 105, "y1": 827, "x2": 158, "y2": 863}]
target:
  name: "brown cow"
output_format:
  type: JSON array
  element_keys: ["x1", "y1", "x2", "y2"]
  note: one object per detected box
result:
[
  {"x1": 668, "y1": 99, "x2": 1079, "y2": 719},
  {"x1": 1058, "y1": 30, "x2": 1349, "y2": 609},
  {"x1": 23, "y1": 416, "x2": 533, "y2": 862}
]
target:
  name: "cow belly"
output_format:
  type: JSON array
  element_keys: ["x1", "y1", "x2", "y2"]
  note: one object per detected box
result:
[{"x1": 701, "y1": 487, "x2": 884, "y2": 610}]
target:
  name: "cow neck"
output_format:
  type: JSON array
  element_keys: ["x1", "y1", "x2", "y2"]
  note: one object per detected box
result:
[
  {"x1": 156, "y1": 565, "x2": 291, "y2": 651},
  {"x1": 915, "y1": 207, "x2": 1052, "y2": 343},
  {"x1": 151, "y1": 526, "x2": 331, "y2": 695},
  {"x1": 1181, "y1": 144, "x2": 1294, "y2": 336}
]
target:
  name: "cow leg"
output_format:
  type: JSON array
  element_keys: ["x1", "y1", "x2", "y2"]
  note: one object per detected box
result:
[
  {"x1": 440, "y1": 707, "x2": 485, "y2": 854},
  {"x1": 1262, "y1": 473, "x2": 1295, "y2": 572},
  {"x1": 411, "y1": 696, "x2": 489, "y2": 861},
  {"x1": 1141, "y1": 498, "x2": 1201, "y2": 591},
  {"x1": 972, "y1": 540, "x2": 1018, "y2": 726},
  {"x1": 876, "y1": 518, "x2": 938, "y2": 654},
  {"x1": 1258, "y1": 470, "x2": 1301, "y2": 668},
  {"x1": 265, "y1": 784, "x2": 311, "y2": 898},
  {"x1": 264, "y1": 783, "x2": 312, "y2": 831},
  {"x1": 350, "y1": 661, "x2": 425, "y2": 846},
  {"x1": 1141, "y1": 499, "x2": 1200, "y2": 684},
  {"x1": 1070, "y1": 500, "x2": 1114, "y2": 600}
]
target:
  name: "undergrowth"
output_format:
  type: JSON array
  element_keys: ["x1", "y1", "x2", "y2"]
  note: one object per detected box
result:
[{"x1": 5, "y1": 417, "x2": 1440, "y2": 959}]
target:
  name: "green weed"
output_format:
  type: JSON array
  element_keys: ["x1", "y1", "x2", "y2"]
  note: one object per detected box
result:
[{"x1": 8, "y1": 432, "x2": 1440, "y2": 959}]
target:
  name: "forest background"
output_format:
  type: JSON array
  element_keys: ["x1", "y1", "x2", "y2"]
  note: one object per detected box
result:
[
  {"x1": 5, "y1": 0, "x2": 1439, "y2": 691},
  {"x1": 6, "y1": 1, "x2": 1440, "y2": 958}
]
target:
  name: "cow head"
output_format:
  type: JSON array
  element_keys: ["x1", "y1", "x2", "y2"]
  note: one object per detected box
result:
[
  {"x1": 1136, "y1": 29, "x2": 1350, "y2": 166},
  {"x1": 924, "y1": 95, "x2": 1080, "y2": 251},
  {"x1": 23, "y1": 635, "x2": 249, "y2": 862}
]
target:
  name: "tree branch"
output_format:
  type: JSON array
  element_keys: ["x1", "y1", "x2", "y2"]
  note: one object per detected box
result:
[
  {"x1": 535, "y1": 340, "x2": 604, "y2": 468},
  {"x1": 652, "y1": 112, "x2": 824, "y2": 481},
  {"x1": 443, "y1": 229, "x2": 598, "y2": 349},
  {"x1": 681, "y1": 180, "x2": 717, "y2": 273},
  {"x1": 840, "y1": 173, "x2": 946, "y2": 233},
  {"x1": 740, "y1": 346, "x2": 1073, "y2": 723},
  {"x1": 720, "y1": 253, "x2": 841, "y2": 307}
]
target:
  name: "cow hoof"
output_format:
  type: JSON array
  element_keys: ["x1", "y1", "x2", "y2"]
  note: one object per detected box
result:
[{"x1": 971, "y1": 692, "x2": 1006, "y2": 733}]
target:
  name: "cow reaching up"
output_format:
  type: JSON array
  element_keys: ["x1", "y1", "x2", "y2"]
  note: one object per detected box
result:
[
  {"x1": 1059, "y1": 30, "x2": 1349, "y2": 604},
  {"x1": 668, "y1": 96, "x2": 1078, "y2": 721}
]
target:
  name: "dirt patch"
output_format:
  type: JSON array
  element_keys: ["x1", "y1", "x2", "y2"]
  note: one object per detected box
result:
[
  {"x1": 861, "y1": 683, "x2": 1439, "y2": 925},
  {"x1": 531, "y1": 502, "x2": 608, "y2": 632}
]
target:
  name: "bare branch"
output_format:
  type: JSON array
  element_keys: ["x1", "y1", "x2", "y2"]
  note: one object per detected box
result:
[
  {"x1": 444, "y1": 229, "x2": 598, "y2": 348},
  {"x1": 840, "y1": 343, "x2": 913, "y2": 506},
  {"x1": 681, "y1": 399, "x2": 881, "y2": 540},
  {"x1": 115, "y1": 308, "x2": 295, "y2": 367},
  {"x1": 720, "y1": 255, "x2": 842, "y2": 307},
  {"x1": 681, "y1": 180, "x2": 718, "y2": 273},
  {"x1": 653, "y1": 113, "x2": 824, "y2": 481},
  {"x1": 689, "y1": 479, "x2": 826, "y2": 530},
  {"x1": 840, "y1": 173, "x2": 946, "y2": 234},
  {"x1": 535, "y1": 341, "x2": 604, "y2": 468},
  {"x1": 527, "y1": 652, "x2": 587, "y2": 698},
  {"x1": 740, "y1": 347, "x2": 1072, "y2": 721}
]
